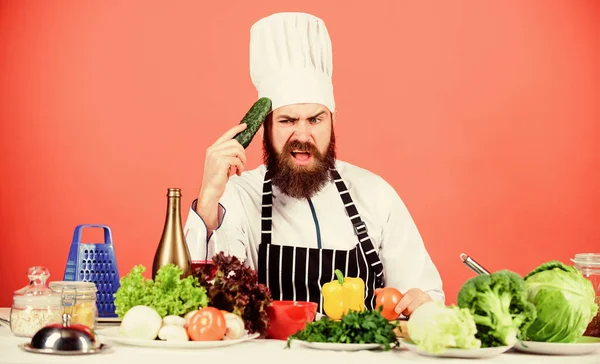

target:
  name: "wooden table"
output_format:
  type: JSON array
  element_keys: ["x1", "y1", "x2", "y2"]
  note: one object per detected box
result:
[{"x1": 1, "y1": 308, "x2": 598, "y2": 364}]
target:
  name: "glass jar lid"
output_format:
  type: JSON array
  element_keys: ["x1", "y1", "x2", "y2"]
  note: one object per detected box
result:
[
  {"x1": 571, "y1": 253, "x2": 600, "y2": 267},
  {"x1": 12, "y1": 266, "x2": 62, "y2": 308},
  {"x1": 49, "y1": 281, "x2": 98, "y2": 295}
]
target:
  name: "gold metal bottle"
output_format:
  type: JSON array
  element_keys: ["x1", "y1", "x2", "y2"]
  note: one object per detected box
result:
[{"x1": 152, "y1": 188, "x2": 192, "y2": 279}]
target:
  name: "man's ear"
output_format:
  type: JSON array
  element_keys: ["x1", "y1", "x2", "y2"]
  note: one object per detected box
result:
[{"x1": 332, "y1": 110, "x2": 338, "y2": 124}]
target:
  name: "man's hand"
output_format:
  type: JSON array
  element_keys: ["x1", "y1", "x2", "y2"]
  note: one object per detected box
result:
[
  {"x1": 200, "y1": 123, "x2": 248, "y2": 201},
  {"x1": 394, "y1": 288, "x2": 433, "y2": 317},
  {"x1": 196, "y1": 123, "x2": 248, "y2": 232}
]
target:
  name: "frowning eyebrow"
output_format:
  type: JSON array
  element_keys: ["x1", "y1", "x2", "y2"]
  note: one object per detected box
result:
[{"x1": 276, "y1": 110, "x2": 327, "y2": 121}]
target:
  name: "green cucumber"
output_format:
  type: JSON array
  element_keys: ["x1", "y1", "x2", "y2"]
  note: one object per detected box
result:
[{"x1": 234, "y1": 97, "x2": 272, "y2": 149}]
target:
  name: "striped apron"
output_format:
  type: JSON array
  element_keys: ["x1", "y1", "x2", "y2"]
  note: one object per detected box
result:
[{"x1": 257, "y1": 168, "x2": 385, "y2": 314}]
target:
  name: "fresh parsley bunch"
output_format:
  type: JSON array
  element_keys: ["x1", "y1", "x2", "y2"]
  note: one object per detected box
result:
[{"x1": 287, "y1": 307, "x2": 400, "y2": 350}]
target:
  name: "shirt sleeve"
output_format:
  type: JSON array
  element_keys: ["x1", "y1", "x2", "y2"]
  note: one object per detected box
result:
[
  {"x1": 183, "y1": 183, "x2": 250, "y2": 264},
  {"x1": 377, "y1": 177, "x2": 446, "y2": 304},
  {"x1": 183, "y1": 199, "x2": 222, "y2": 260}
]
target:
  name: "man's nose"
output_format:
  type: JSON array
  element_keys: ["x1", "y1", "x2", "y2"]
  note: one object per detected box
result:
[{"x1": 293, "y1": 122, "x2": 311, "y2": 142}]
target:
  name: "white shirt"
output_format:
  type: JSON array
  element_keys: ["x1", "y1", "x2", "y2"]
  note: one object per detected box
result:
[{"x1": 184, "y1": 160, "x2": 445, "y2": 303}]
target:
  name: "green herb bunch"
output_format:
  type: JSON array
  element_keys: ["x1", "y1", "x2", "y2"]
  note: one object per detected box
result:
[{"x1": 286, "y1": 307, "x2": 400, "y2": 350}]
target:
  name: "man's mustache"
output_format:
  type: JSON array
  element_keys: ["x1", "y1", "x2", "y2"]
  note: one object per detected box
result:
[{"x1": 282, "y1": 140, "x2": 320, "y2": 155}]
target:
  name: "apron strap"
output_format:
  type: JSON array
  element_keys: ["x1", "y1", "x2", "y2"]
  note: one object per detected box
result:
[
  {"x1": 260, "y1": 169, "x2": 274, "y2": 245},
  {"x1": 330, "y1": 169, "x2": 385, "y2": 284}
]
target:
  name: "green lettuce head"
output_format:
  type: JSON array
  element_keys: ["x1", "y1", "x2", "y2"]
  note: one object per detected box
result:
[
  {"x1": 407, "y1": 301, "x2": 481, "y2": 354},
  {"x1": 524, "y1": 261, "x2": 598, "y2": 343}
]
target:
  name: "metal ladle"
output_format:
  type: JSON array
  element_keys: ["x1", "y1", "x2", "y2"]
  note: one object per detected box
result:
[{"x1": 460, "y1": 253, "x2": 491, "y2": 275}]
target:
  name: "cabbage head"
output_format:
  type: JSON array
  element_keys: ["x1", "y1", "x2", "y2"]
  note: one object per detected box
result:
[
  {"x1": 407, "y1": 301, "x2": 481, "y2": 354},
  {"x1": 523, "y1": 261, "x2": 598, "y2": 342}
]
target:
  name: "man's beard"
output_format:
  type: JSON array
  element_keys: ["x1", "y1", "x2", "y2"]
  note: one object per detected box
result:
[{"x1": 263, "y1": 130, "x2": 336, "y2": 199}]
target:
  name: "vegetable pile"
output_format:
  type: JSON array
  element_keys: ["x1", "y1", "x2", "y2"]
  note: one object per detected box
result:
[
  {"x1": 114, "y1": 264, "x2": 208, "y2": 318},
  {"x1": 404, "y1": 259, "x2": 599, "y2": 355},
  {"x1": 457, "y1": 270, "x2": 536, "y2": 347},
  {"x1": 112, "y1": 264, "x2": 246, "y2": 342},
  {"x1": 118, "y1": 304, "x2": 246, "y2": 342},
  {"x1": 111, "y1": 255, "x2": 599, "y2": 352},
  {"x1": 286, "y1": 308, "x2": 400, "y2": 350},
  {"x1": 192, "y1": 252, "x2": 273, "y2": 335}
]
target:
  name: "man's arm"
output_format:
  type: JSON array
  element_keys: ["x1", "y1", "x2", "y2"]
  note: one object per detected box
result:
[
  {"x1": 184, "y1": 122, "x2": 249, "y2": 261},
  {"x1": 184, "y1": 183, "x2": 249, "y2": 262}
]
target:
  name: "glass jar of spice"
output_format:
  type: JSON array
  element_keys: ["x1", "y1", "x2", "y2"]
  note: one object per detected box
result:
[
  {"x1": 8, "y1": 266, "x2": 63, "y2": 337},
  {"x1": 49, "y1": 281, "x2": 98, "y2": 330},
  {"x1": 572, "y1": 253, "x2": 600, "y2": 338}
]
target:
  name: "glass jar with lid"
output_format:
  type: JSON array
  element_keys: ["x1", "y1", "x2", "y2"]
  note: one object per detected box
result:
[
  {"x1": 572, "y1": 253, "x2": 600, "y2": 337},
  {"x1": 7, "y1": 266, "x2": 63, "y2": 337},
  {"x1": 49, "y1": 281, "x2": 98, "y2": 330}
]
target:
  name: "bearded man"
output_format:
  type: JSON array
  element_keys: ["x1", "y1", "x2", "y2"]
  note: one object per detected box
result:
[{"x1": 184, "y1": 12, "x2": 445, "y2": 318}]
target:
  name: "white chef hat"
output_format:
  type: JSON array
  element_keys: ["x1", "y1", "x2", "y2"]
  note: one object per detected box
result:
[{"x1": 249, "y1": 12, "x2": 335, "y2": 112}]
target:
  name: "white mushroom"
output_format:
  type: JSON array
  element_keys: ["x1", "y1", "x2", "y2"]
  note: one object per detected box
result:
[
  {"x1": 163, "y1": 315, "x2": 186, "y2": 327},
  {"x1": 222, "y1": 312, "x2": 245, "y2": 340},
  {"x1": 158, "y1": 325, "x2": 189, "y2": 341}
]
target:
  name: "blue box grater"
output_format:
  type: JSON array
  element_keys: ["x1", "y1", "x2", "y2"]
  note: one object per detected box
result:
[{"x1": 63, "y1": 224, "x2": 121, "y2": 318}]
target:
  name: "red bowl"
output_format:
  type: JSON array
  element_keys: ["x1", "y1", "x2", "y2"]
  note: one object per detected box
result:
[{"x1": 266, "y1": 300, "x2": 318, "y2": 340}]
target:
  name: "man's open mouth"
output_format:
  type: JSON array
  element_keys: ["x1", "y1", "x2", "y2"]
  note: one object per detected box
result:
[{"x1": 291, "y1": 150, "x2": 313, "y2": 164}]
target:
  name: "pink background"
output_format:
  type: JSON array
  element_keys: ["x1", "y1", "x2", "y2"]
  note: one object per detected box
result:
[{"x1": 1, "y1": 0, "x2": 598, "y2": 306}]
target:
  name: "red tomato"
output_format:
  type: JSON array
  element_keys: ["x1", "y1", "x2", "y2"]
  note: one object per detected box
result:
[
  {"x1": 375, "y1": 287, "x2": 404, "y2": 320},
  {"x1": 186, "y1": 307, "x2": 227, "y2": 341}
]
